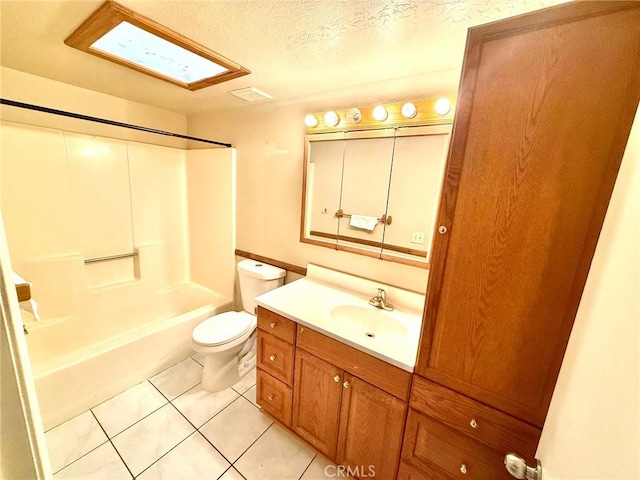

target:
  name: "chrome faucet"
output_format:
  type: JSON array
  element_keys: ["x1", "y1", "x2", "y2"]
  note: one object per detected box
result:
[{"x1": 369, "y1": 288, "x2": 394, "y2": 311}]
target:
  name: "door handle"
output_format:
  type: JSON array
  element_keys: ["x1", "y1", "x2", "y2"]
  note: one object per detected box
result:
[{"x1": 504, "y1": 454, "x2": 542, "y2": 480}]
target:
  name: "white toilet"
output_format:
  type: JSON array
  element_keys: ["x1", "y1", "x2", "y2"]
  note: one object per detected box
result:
[{"x1": 192, "y1": 259, "x2": 286, "y2": 392}]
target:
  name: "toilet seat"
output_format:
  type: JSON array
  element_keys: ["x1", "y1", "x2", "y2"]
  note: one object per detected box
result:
[{"x1": 192, "y1": 311, "x2": 256, "y2": 347}]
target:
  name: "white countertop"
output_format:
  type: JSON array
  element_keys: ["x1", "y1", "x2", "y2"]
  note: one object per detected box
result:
[{"x1": 255, "y1": 266, "x2": 425, "y2": 372}]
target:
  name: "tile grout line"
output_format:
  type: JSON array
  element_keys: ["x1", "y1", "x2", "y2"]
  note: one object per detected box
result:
[
  {"x1": 189, "y1": 395, "x2": 263, "y2": 468},
  {"x1": 231, "y1": 422, "x2": 275, "y2": 467},
  {"x1": 90, "y1": 409, "x2": 135, "y2": 479},
  {"x1": 148, "y1": 380, "x2": 241, "y2": 471},
  {"x1": 298, "y1": 454, "x2": 318, "y2": 480}
]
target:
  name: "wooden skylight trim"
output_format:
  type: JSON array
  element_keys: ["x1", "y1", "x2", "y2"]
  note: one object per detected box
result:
[{"x1": 64, "y1": 0, "x2": 250, "y2": 91}]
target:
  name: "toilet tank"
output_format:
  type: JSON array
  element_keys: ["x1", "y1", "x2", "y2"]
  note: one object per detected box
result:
[{"x1": 237, "y1": 259, "x2": 286, "y2": 314}]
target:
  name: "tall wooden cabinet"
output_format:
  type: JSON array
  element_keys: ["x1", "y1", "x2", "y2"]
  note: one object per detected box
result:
[{"x1": 402, "y1": 2, "x2": 640, "y2": 478}]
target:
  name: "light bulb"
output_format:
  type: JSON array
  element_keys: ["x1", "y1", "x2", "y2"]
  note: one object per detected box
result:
[
  {"x1": 434, "y1": 98, "x2": 451, "y2": 116},
  {"x1": 304, "y1": 114, "x2": 319, "y2": 127},
  {"x1": 346, "y1": 108, "x2": 362, "y2": 123},
  {"x1": 372, "y1": 106, "x2": 388, "y2": 121},
  {"x1": 401, "y1": 102, "x2": 417, "y2": 118},
  {"x1": 324, "y1": 111, "x2": 339, "y2": 127}
]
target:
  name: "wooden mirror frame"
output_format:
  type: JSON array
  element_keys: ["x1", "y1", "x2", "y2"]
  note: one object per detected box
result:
[{"x1": 300, "y1": 101, "x2": 454, "y2": 269}]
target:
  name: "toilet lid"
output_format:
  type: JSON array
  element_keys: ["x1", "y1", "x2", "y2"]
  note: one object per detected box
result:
[{"x1": 192, "y1": 311, "x2": 255, "y2": 347}]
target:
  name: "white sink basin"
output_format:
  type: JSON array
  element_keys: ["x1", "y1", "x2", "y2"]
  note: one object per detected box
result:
[
  {"x1": 329, "y1": 304, "x2": 408, "y2": 340},
  {"x1": 254, "y1": 266, "x2": 426, "y2": 371}
]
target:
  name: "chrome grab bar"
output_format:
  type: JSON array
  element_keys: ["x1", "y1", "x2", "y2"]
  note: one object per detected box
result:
[{"x1": 84, "y1": 252, "x2": 137, "y2": 264}]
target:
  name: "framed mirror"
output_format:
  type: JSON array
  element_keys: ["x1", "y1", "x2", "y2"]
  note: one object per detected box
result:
[{"x1": 300, "y1": 124, "x2": 451, "y2": 268}]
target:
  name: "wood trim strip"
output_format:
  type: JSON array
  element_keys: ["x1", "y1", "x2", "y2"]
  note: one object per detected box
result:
[
  {"x1": 310, "y1": 230, "x2": 428, "y2": 257},
  {"x1": 235, "y1": 249, "x2": 307, "y2": 276},
  {"x1": 15, "y1": 283, "x2": 31, "y2": 302}
]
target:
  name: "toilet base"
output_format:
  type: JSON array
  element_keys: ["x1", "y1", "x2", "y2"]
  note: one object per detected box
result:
[{"x1": 198, "y1": 331, "x2": 257, "y2": 392}]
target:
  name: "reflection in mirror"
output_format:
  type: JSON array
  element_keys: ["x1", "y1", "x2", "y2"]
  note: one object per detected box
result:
[
  {"x1": 304, "y1": 133, "x2": 345, "y2": 246},
  {"x1": 381, "y1": 126, "x2": 451, "y2": 264},
  {"x1": 338, "y1": 132, "x2": 395, "y2": 255},
  {"x1": 301, "y1": 125, "x2": 451, "y2": 268}
]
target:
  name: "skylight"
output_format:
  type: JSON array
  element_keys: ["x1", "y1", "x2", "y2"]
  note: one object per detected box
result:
[
  {"x1": 65, "y1": 1, "x2": 250, "y2": 91},
  {"x1": 91, "y1": 21, "x2": 229, "y2": 84}
]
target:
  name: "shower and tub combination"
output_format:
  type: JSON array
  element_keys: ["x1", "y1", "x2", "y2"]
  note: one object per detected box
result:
[{"x1": 1, "y1": 103, "x2": 238, "y2": 429}]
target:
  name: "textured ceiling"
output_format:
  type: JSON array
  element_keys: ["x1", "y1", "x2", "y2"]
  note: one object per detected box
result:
[{"x1": 0, "y1": 0, "x2": 564, "y2": 114}]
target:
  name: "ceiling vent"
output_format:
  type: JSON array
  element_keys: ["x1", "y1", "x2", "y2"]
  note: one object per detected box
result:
[{"x1": 229, "y1": 87, "x2": 273, "y2": 102}]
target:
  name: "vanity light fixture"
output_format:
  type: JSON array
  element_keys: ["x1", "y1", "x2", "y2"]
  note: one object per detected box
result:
[
  {"x1": 434, "y1": 98, "x2": 452, "y2": 116},
  {"x1": 324, "y1": 111, "x2": 340, "y2": 127},
  {"x1": 346, "y1": 108, "x2": 362, "y2": 123},
  {"x1": 64, "y1": 1, "x2": 250, "y2": 91},
  {"x1": 304, "y1": 114, "x2": 319, "y2": 128},
  {"x1": 372, "y1": 106, "x2": 388, "y2": 121},
  {"x1": 401, "y1": 102, "x2": 418, "y2": 118}
]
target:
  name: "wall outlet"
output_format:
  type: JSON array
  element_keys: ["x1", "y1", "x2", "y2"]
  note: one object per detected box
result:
[{"x1": 411, "y1": 231, "x2": 425, "y2": 244}]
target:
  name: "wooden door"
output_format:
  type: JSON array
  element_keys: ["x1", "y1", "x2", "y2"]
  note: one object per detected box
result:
[
  {"x1": 291, "y1": 349, "x2": 343, "y2": 459},
  {"x1": 336, "y1": 374, "x2": 407, "y2": 480},
  {"x1": 415, "y1": 1, "x2": 640, "y2": 428}
]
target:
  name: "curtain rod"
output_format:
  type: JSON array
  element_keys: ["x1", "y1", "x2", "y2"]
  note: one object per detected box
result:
[{"x1": 0, "y1": 98, "x2": 232, "y2": 148}]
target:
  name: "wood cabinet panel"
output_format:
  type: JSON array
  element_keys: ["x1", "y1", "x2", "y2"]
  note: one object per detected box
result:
[
  {"x1": 292, "y1": 349, "x2": 343, "y2": 459},
  {"x1": 410, "y1": 376, "x2": 540, "y2": 462},
  {"x1": 397, "y1": 460, "x2": 443, "y2": 480},
  {"x1": 402, "y1": 408, "x2": 511, "y2": 480},
  {"x1": 257, "y1": 331, "x2": 294, "y2": 386},
  {"x1": 257, "y1": 306, "x2": 296, "y2": 344},
  {"x1": 336, "y1": 374, "x2": 406, "y2": 480},
  {"x1": 415, "y1": 1, "x2": 640, "y2": 427},
  {"x1": 296, "y1": 325, "x2": 411, "y2": 401},
  {"x1": 256, "y1": 369, "x2": 292, "y2": 427}
]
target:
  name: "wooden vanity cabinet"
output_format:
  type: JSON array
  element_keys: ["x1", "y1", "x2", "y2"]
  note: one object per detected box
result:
[
  {"x1": 291, "y1": 349, "x2": 343, "y2": 458},
  {"x1": 292, "y1": 348, "x2": 407, "y2": 479},
  {"x1": 336, "y1": 373, "x2": 406, "y2": 479},
  {"x1": 256, "y1": 307, "x2": 296, "y2": 426},
  {"x1": 403, "y1": 2, "x2": 640, "y2": 478},
  {"x1": 257, "y1": 307, "x2": 409, "y2": 479}
]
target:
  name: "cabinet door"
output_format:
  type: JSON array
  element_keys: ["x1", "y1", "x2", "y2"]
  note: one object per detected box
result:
[
  {"x1": 336, "y1": 374, "x2": 406, "y2": 480},
  {"x1": 415, "y1": 1, "x2": 640, "y2": 427},
  {"x1": 292, "y1": 349, "x2": 343, "y2": 459}
]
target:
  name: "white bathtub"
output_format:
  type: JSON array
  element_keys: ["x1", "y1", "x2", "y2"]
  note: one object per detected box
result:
[{"x1": 31, "y1": 291, "x2": 232, "y2": 430}]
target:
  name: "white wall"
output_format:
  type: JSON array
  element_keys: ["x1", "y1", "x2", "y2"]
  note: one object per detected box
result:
[
  {"x1": 187, "y1": 148, "x2": 237, "y2": 299},
  {"x1": 188, "y1": 70, "x2": 461, "y2": 294},
  {"x1": 537, "y1": 110, "x2": 640, "y2": 479},
  {"x1": 0, "y1": 66, "x2": 187, "y2": 148}
]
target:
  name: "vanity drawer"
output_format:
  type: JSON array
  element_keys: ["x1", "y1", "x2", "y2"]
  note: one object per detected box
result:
[
  {"x1": 256, "y1": 369, "x2": 292, "y2": 427},
  {"x1": 397, "y1": 460, "x2": 448, "y2": 480},
  {"x1": 410, "y1": 376, "x2": 540, "y2": 461},
  {"x1": 257, "y1": 306, "x2": 296, "y2": 344},
  {"x1": 257, "y1": 331, "x2": 294, "y2": 386},
  {"x1": 402, "y1": 408, "x2": 511, "y2": 480},
  {"x1": 296, "y1": 324, "x2": 411, "y2": 400}
]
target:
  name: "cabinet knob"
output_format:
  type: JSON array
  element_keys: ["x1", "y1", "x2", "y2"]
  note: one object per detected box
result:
[
  {"x1": 268, "y1": 394, "x2": 274, "y2": 401},
  {"x1": 470, "y1": 418, "x2": 478, "y2": 429},
  {"x1": 438, "y1": 225, "x2": 448, "y2": 234},
  {"x1": 460, "y1": 464, "x2": 467, "y2": 474},
  {"x1": 270, "y1": 322, "x2": 276, "y2": 328},
  {"x1": 343, "y1": 381, "x2": 350, "y2": 389},
  {"x1": 269, "y1": 354, "x2": 276, "y2": 362},
  {"x1": 334, "y1": 375, "x2": 341, "y2": 383}
]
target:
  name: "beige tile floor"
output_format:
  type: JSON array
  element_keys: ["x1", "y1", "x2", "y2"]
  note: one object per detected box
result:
[{"x1": 45, "y1": 354, "x2": 336, "y2": 479}]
